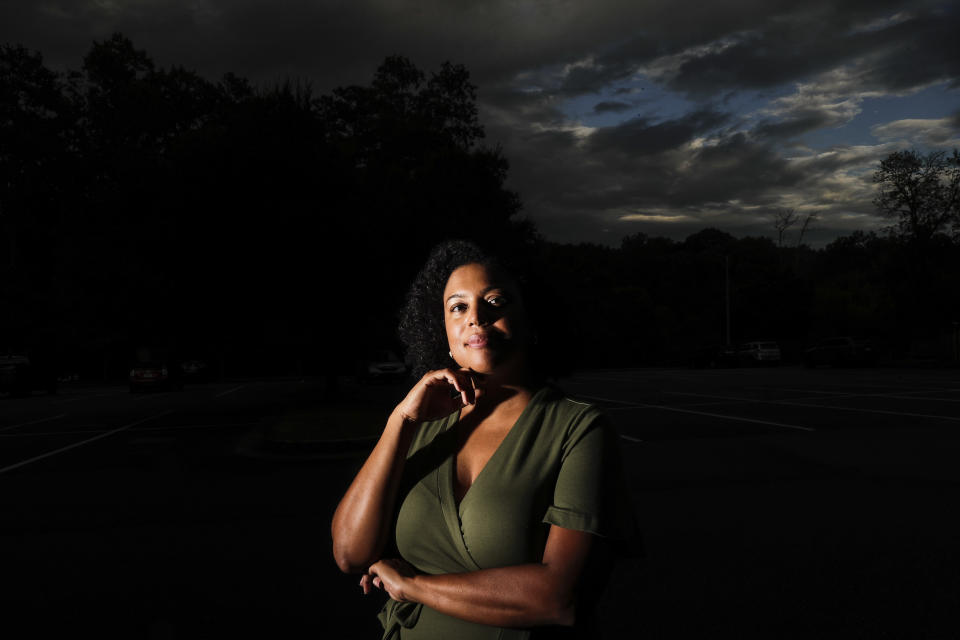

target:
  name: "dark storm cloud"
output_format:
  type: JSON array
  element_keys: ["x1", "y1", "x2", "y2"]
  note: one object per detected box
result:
[
  {"x1": 1, "y1": 1, "x2": 601, "y2": 90},
  {"x1": 497, "y1": 120, "x2": 805, "y2": 234},
  {"x1": 4, "y1": 1, "x2": 953, "y2": 100},
  {"x1": 0, "y1": 0, "x2": 395, "y2": 88},
  {"x1": 753, "y1": 113, "x2": 835, "y2": 140},
  {"x1": 2, "y1": 0, "x2": 958, "y2": 246},
  {"x1": 477, "y1": 1, "x2": 960, "y2": 244},
  {"x1": 593, "y1": 100, "x2": 633, "y2": 114},
  {"x1": 587, "y1": 108, "x2": 731, "y2": 156},
  {"x1": 853, "y1": 7, "x2": 960, "y2": 92},
  {"x1": 658, "y1": 2, "x2": 960, "y2": 98},
  {"x1": 555, "y1": 35, "x2": 659, "y2": 96},
  {"x1": 674, "y1": 136, "x2": 794, "y2": 204},
  {"x1": 497, "y1": 107, "x2": 886, "y2": 244}
]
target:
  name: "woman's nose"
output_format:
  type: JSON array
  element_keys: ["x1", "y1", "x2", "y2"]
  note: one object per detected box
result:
[{"x1": 469, "y1": 304, "x2": 491, "y2": 327}]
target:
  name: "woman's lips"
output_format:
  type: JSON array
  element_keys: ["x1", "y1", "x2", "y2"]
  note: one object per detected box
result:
[{"x1": 467, "y1": 334, "x2": 488, "y2": 348}]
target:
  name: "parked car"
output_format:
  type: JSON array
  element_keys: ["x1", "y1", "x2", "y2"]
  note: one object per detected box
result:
[
  {"x1": 738, "y1": 341, "x2": 781, "y2": 366},
  {"x1": 362, "y1": 350, "x2": 408, "y2": 382},
  {"x1": 129, "y1": 361, "x2": 183, "y2": 392},
  {"x1": 180, "y1": 359, "x2": 210, "y2": 382},
  {"x1": 689, "y1": 344, "x2": 739, "y2": 368},
  {"x1": 804, "y1": 337, "x2": 876, "y2": 368},
  {"x1": 0, "y1": 354, "x2": 58, "y2": 396}
]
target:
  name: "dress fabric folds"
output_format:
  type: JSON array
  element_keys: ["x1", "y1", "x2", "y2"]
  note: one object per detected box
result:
[{"x1": 381, "y1": 385, "x2": 638, "y2": 639}]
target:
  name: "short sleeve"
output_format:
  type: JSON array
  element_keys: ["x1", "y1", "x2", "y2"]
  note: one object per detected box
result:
[{"x1": 542, "y1": 411, "x2": 638, "y2": 541}]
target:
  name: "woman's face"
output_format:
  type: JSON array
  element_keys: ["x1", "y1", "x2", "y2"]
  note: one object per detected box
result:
[{"x1": 443, "y1": 262, "x2": 527, "y2": 376}]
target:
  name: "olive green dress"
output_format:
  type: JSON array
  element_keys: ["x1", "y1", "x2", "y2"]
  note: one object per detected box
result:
[{"x1": 378, "y1": 385, "x2": 638, "y2": 639}]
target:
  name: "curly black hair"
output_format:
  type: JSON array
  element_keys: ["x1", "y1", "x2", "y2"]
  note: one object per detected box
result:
[
  {"x1": 398, "y1": 240, "x2": 501, "y2": 379},
  {"x1": 398, "y1": 239, "x2": 572, "y2": 381}
]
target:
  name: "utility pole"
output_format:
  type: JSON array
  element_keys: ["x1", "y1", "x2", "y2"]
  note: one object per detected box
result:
[
  {"x1": 953, "y1": 321, "x2": 959, "y2": 364},
  {"x1": 725, "y1": 255, "x2": 731, "y2": 346}
]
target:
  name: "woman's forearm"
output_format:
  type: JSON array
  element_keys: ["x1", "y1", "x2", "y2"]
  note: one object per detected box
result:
[
  {"x1": 366, "y1": 524, "x2": 593, "y2": 627},
  {"x1": 331, "y1": 408, "x2": 414, "y2": 573},
  {"x1": 406, "y1": 563, "x2": 577, "y2": 628}
]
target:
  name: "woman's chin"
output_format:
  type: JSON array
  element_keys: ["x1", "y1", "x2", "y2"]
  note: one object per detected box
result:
[
  {"x1": 463, "y1": 359, "x2": 497, "y2": 376},
  {"x1": 462, "y1": 351, "x2": 526, "y2": 380}
]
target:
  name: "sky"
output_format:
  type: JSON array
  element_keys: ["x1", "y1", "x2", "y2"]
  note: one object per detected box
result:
[{"x1": 3, "y1": 0, "x2": 960, "y2": 247}]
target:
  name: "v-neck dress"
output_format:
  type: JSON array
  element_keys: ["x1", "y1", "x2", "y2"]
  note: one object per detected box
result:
[{"x1": 378, "y1": 385, "x2": 637, "y2": 639}]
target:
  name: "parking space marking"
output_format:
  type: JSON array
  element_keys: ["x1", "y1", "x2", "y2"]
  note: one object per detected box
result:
[
  {"x1": 215, "y1": 385, "x2": 246, "y2": 398},
  {"x1": 0, "y1": 413, "x2": 68, "y2": 433},
  {"x1": 663, "y1": 390, "x2": 960, "y2": 422},
  {"x1": 0, "y1": 410, "x2": 174, "y2": 475},
  {"x1": 764, "y1": 387, "x2": 960, "y2": 403},
  {"x1": 577, "y1": 394, "x2": 815, "y2": 432}
]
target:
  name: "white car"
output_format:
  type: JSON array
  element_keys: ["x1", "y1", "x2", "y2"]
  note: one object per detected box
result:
[
  {"x1": 364, "y1": 351, "x2": 408, "y2": 381},
  {"x1": 739, "y1": 341, "x2": 781, "y2": 365}
]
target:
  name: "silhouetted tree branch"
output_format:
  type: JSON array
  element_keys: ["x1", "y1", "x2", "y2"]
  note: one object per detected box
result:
[
  {"x1": 771, "y1": 207, "x2": 798, "y2": 247},
  {"x1": 796, "y1": 211, "x2": 817, "y2": 247},
  {"x1": 873, "y1": 149, "x2": 960, "y2": 245}
]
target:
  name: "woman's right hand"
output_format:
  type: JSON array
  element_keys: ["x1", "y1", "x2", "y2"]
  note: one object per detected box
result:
[{"x1": 394, "y1": 368, "x2": 479, "y2": 425}]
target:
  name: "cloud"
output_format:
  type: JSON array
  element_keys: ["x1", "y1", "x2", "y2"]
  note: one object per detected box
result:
[
  {"x1": 871, "y1": 117, "x2": 960, "y2": 147},
  {"x1": 619, "y1": 213, "x2": 695, "y2": 223},
  {"x1": 648, "y1": 3, "x2": 960, "y2": 98},
  {"x1": 753, "y1": 112, "x2": 836, "y2": 140},
  {"x1": 593, "y1": 100, "x2": 632, "y2": 114},
  {"x1": 1, "y1": 0, "x2": 958, "y2": 247},
  {"x1": 587, "y1": 108, "x2": 731, "y2": 156},
  {"x1": 745, "y1": 65, "x2": 894, "y2": 141}
]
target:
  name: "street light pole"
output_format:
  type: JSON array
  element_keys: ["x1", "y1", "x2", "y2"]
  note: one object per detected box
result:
[{"x1": 725, "y1": 255, "x2": 731, "y2": 346}]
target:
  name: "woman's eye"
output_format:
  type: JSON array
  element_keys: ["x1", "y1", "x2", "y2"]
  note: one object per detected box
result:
[
  {"x1": 487, "y1": 296, "x2": 507, "y2": 306},
  {"x1": 450, "y1": 303, "x2": 467, "y2": 313}
]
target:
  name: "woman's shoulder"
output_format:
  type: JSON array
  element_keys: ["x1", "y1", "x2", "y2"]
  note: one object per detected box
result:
[
  {"x1": 533, "y1": 383, "x2": 609, "y2": 435},
  {"x1": 406, "y1": 409, "x2": 460, "y2": 457}
]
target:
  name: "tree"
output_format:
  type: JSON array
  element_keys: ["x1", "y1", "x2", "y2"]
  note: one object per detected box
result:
[
  {"x1": 796, "y1": 211, "x2": 817, "y2": 247},
  {"x1": 873, "y1": 149, "x2": 960, "y2": 245},
  {"x1": 0, "y1": 44, "x2": 75, "y2": 268},
  {"x1": 771, "y1": 207, "x2": 798, "y2": 247},
  {"x1": 1, "y1": 37, "x2": 532, "y2": 378}
]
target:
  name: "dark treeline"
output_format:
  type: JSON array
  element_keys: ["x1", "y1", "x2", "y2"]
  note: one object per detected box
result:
[
  {"x1": 543, "y1": 227, "x2": 959, "y2": 367},
  {"x1": 1, "y1": 34, "x2": 530, "y2": 379},
  {"x1": 2, "y1": 34, "x2": 958, "y2": 379}
]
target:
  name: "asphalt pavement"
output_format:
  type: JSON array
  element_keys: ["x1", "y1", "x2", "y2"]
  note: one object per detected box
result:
[{"x1": 2, "y1": 367, "x2": 958, "y2": 638}]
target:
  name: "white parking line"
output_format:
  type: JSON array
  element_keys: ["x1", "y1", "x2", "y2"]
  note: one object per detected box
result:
[
  {"x1": 663, "y1": 390, "x2": 960, "y2": 422},
  {"x1": 573, "y1": 373, "x2": 707, "y2": 384},
  {"x1": 765, "y1": 387, "x2": 960, "y2": 403},
  {"x1": 215, "y1": 385, "x2": 245, "y2": 398},
  {"x1": 578, "y1": 394, "x2": 815, "y2": 432},
  {"x1": 0, "y1": 410, "x2": 174, "y2": 475},
  {"x1": 0, "y1": 413, "x2": 68, "y2": 433}
]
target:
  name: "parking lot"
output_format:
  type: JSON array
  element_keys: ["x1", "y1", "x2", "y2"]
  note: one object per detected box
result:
[
  {"x1": 559, "y1": 367, "x2": 959, "y2": 638},
  {"x1": 2, "y1": 367, "x2": 958, "y2": 638}
]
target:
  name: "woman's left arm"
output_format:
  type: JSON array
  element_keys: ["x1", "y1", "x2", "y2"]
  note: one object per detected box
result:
[{"x1": 365, "y1": 525, "x2": 594, "y2": 628}]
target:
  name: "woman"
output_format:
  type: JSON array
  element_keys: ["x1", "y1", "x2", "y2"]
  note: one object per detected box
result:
[{"x1": 331, "y1": 240, "x2": 637, "y2": 639}]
